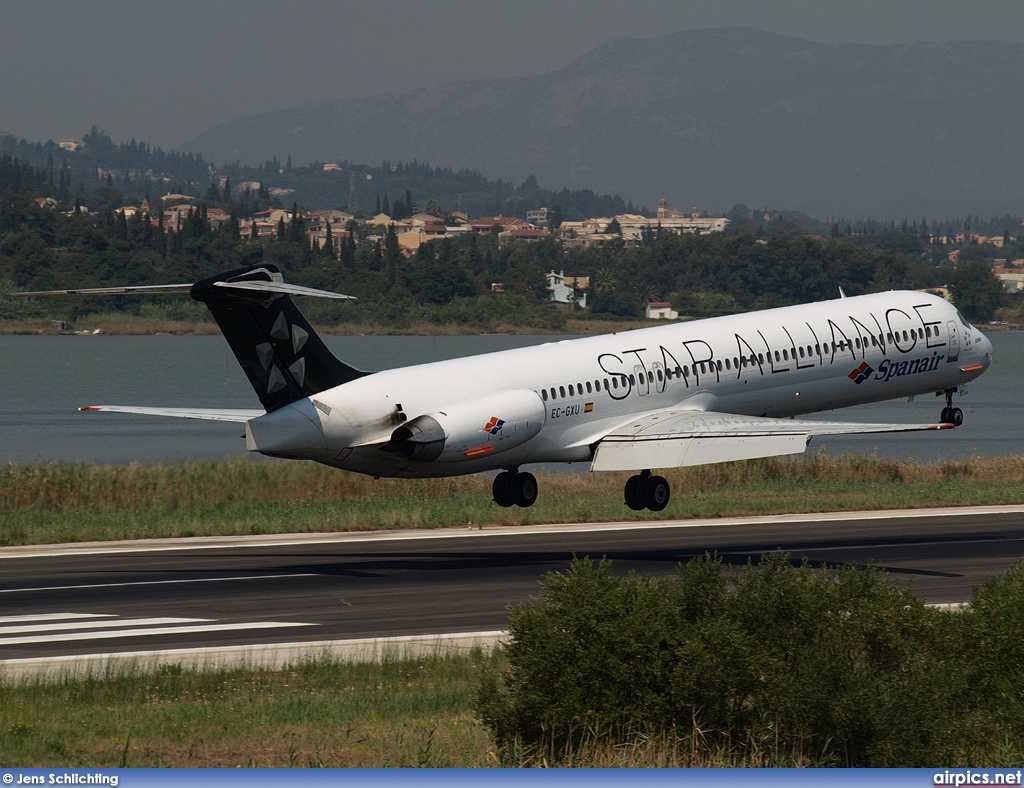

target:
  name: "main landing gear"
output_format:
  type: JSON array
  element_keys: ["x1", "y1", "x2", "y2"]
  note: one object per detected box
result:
[
  {"x1": 492, "y1": 468, "x2": 538, "y2": 508},
  {"x1": 939, "y1": 389, "x2": 964, "y2": 427},
  {"x1": 624, "y1": 469, "x2": 671, "y2": 512}
]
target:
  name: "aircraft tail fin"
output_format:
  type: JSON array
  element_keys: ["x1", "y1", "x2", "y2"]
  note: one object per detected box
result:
[{"x1": 190, "y1": 265, "x2": 368, "y2": 412}]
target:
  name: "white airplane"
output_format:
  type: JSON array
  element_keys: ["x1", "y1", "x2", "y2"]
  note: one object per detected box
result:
[{"x1": 21, "y1": 264, "x2": 992, "y2": 511}]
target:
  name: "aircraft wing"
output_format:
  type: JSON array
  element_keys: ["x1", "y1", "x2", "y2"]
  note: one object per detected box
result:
[
  {"x1": 590, "y1": 409, "x2": 952, "y2": 472},
  {"x1": 79, "y1": 405, "x2": 262, "y2": 423}
]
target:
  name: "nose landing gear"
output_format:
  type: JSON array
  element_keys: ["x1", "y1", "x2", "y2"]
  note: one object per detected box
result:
[
  {"x1": 624, "y1": 469, "x2": 671, "y2": 512},
  {"x1": 939, "y1": 389, "x2": 963, "y2": 427}
]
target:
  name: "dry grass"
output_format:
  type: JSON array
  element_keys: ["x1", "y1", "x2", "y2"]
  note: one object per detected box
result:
[
  {"x1": 5, "y1": 454, "x2": 1024, "y2": 513},
  {"x1": 4, "y1": 454, "x2": 1024, "y2": 546}
]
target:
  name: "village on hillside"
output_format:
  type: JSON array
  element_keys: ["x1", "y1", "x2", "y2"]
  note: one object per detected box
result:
[{"x1": 31, "y1": 190, "x2": 732, "y2": 317}]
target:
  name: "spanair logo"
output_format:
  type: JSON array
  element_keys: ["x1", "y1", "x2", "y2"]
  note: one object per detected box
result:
[
  {"x1": 848, "y1": 362, "x2": 874, "y2": 384},
  {"x1": 483, "y1": 416, "x2": 505, "y2": 435}
]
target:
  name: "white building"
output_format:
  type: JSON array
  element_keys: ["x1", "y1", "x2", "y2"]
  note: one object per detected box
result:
[
  {"x1": 645, "y1": 302, "x2": 678, "y2": 320},
  {"x1": 546, "y1": 270, "x2": 588, "y2": 309}
]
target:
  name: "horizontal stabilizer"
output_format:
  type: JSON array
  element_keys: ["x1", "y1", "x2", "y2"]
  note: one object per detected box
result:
[
  {"x1": 211, "y1": 280, "x2": 356, "y2": 300},
  {"x1": 15, "y1": 284, "x2": 194, "y2": 297},
  {"x1": 15, "y1": 280, "x2": 355, "y2": 300},
  {"x1": 591, "y1": 409, "x2": 952, "y2": 472},
  {"x1": 79, "y1": 405, "x2": 262, "y2": 423}
]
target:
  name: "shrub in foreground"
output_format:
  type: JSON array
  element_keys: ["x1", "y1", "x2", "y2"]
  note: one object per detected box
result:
[{"x1": 477, "y1": 555, "x2": 1024, "y2": 766}]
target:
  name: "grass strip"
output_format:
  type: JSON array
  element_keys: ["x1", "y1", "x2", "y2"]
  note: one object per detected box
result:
[
  {"x1": 0, "y1": 652, "x2": 497, "y2": 768},
  {"x1": 4, "y1": 454, "x2": 1024, "y2": 546}
]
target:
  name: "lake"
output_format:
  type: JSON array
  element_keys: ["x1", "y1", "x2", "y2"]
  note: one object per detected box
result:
[{"x1": 2, "y1": 332, "x2": 1022, "y2": 466}]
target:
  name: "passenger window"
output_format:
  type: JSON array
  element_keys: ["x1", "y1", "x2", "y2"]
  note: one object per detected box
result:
[
  {"x1": 855, "y1": 338, "x2": 860, "y2": 349},
  {"x1": 798, "y1": 347, "x2": 805, "y2": 358},
  {"x1": 683, "y1": 365, "x2": 689, "y2": 377},
  {"x1": 549, "y1": 388, "x2": 556, "y2": 400},
  {"x1": 629, "y1": 374, "x2": 636, "y2": 386},
  {"x1": 757, "y1": 353, "x2": 764, "y2": 364},
  {"x1": 586, "y1": 381, "x2": 592, "y2": 393},
  {"x1": 559, "y1": 386, "x2": 566, "y2": 398},
  {"x1": 611, "y1": 378, "x2": 618, "y2": 389},
  {"x1": 647, "y1": 371, "x2": 654, "y2": 383},
  {"x1": 604, "y1": 379, "x2": 609, "y2": 391},
  {"x1": 774, "y1": 351, "x2": 780, "y2": 362},
  {"x1": 541, "y1": 389, "x2": 548, "y2": 401},
  {"x1": 569, "y1": 384, "x2": 575, "y2": 396},
  {"x1": 725, "y1": 358, "x2": 731, "y2": 370},
  {"x1": 656, "y1": 369, "x2": 663, "y2": 382}
]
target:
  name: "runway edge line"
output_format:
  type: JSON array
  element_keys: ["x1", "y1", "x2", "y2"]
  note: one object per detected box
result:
[{"x1": 0, "y1": 630, "x2": 507, "y2": 684}]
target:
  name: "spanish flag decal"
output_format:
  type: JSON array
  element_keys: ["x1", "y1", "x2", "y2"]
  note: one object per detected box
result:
[{"x1": 584, "y1": 402, "x2": 594, "y2": 413}]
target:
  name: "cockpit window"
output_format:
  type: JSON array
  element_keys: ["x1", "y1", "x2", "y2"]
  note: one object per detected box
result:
[{"x1": 955, "y1": 309, "x2": 971, "y2": 329}]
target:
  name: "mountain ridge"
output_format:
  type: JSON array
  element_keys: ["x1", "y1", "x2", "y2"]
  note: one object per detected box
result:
[{"x1": 179, "y1": 27, "x2": 1024, "y2": 218}]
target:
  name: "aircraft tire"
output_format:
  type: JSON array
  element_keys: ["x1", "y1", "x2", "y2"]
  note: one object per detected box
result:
[
  {"x1": 512, "y1": 472, "x2": 538, "y2": 508},
  {"x1": 940, "y1": 407, "x2": 952, "y2": 423},
  {"x1": 624, "y1": 475, "x2": 646, "y2": 511},
  {"x1": 492, "y1": 471, "x2": 515, "y2": 507},
  {"x1": 952, "y1": 407, "x2": 964, "y2": 427},
  {"x1": 644, "y1": 475, "x2": 670, "y2": 511}
]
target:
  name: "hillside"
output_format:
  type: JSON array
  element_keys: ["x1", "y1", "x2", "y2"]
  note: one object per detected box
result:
[{"x1": 180, "y1": 27, "x2": 1024, "y2": 219}]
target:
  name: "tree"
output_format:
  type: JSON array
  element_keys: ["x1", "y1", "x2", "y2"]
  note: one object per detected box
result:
[{"x1": 951, "y1": 261, "x2": 1004, "y2": 321}]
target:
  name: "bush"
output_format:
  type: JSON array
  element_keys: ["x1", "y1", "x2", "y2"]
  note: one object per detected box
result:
[{"x1": 477, "y1": 555, "x2": 1024, "y2": 766}]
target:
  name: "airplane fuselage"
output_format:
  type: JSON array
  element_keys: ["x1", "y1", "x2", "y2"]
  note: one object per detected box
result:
[{"x1": 245, "y1": 290, "x2": 993, "y2": 478}]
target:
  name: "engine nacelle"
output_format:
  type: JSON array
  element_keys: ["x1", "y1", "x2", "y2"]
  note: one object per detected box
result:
[{"x1": 390, "y1": 389, "x2": 546, "y2": 463}]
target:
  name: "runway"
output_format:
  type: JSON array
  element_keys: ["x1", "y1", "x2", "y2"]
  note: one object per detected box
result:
[{"x1": 2, "y1": 506, "x2": 1024, "y2": 672}]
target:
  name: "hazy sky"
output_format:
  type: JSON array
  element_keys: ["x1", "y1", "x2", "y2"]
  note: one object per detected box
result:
[{"x1": 4, "y1": 0, "x2": 1024, "y2": 149}]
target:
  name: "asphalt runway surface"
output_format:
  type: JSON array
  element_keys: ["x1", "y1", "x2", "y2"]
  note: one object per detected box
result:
[{"x1": 3, "y1": 507, "x2": 1024, "y2": 663}]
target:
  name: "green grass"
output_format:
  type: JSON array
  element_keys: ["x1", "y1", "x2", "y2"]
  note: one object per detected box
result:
[
  {"x1": 5, "y1": 454, "x2": 1024, "y2": 546},
  {"x1": 0, "y1": 653, "x2": 498, "y2": 767}
]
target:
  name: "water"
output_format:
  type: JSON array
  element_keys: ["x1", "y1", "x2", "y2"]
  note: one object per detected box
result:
[{"x1": 1, "y1": 332, "x2": 1021, "y2": 466}]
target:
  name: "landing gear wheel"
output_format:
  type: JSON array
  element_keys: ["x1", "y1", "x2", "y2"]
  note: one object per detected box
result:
[
  {"x1": 644, "y1": 475, "x2": 670, "y2": 512},
  {"x1": 624, "y1": 474, "x2": 646, "y2": 510},
  {"x1": 492, "y1": 471, "x2": 515, "y2": 507},
  {"x1": 940, "y1": 406, "x2": 952, "y2": 423},
  {"x1": 512, "y1": 471, "x2": 538, "y2": 508},
  {"x1": 951, "y1": 407, "x2": 963, "y2": 427}
]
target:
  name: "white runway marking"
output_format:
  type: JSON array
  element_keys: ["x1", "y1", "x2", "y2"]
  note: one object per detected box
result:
[
  {"x1": 0, "y1": 613, "x2": 317, "y2": 647},
  {"x1": 0, "y1": 613, "x2": 113, "y2": 624},
  {"x1": 0, "y1": 617, "x2": 206, "y2": 635},
  {"x1": 0, "y1": 621, "x2": 316, "y2": 647},
  {"x1": 0, "y1": 573, "x2": 318, "y2": 594}
]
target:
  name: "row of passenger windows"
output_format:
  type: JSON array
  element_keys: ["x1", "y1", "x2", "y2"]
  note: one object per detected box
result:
[{"x1": 537, "y1": 325, "x2": 940, "y2": 402}]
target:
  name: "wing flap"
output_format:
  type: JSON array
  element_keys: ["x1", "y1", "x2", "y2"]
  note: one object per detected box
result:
[
  {"x1": 591, "y1": 409, "x2": 952, "y2": 472},
  {"x1": 79, "y1": 406, "x2": 262, "y2": 423}
]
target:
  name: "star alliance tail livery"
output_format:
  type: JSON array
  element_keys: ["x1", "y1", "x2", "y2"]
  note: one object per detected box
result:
[{"x1": 21, "y1": 264, "x2": 992, "y2": 511}]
